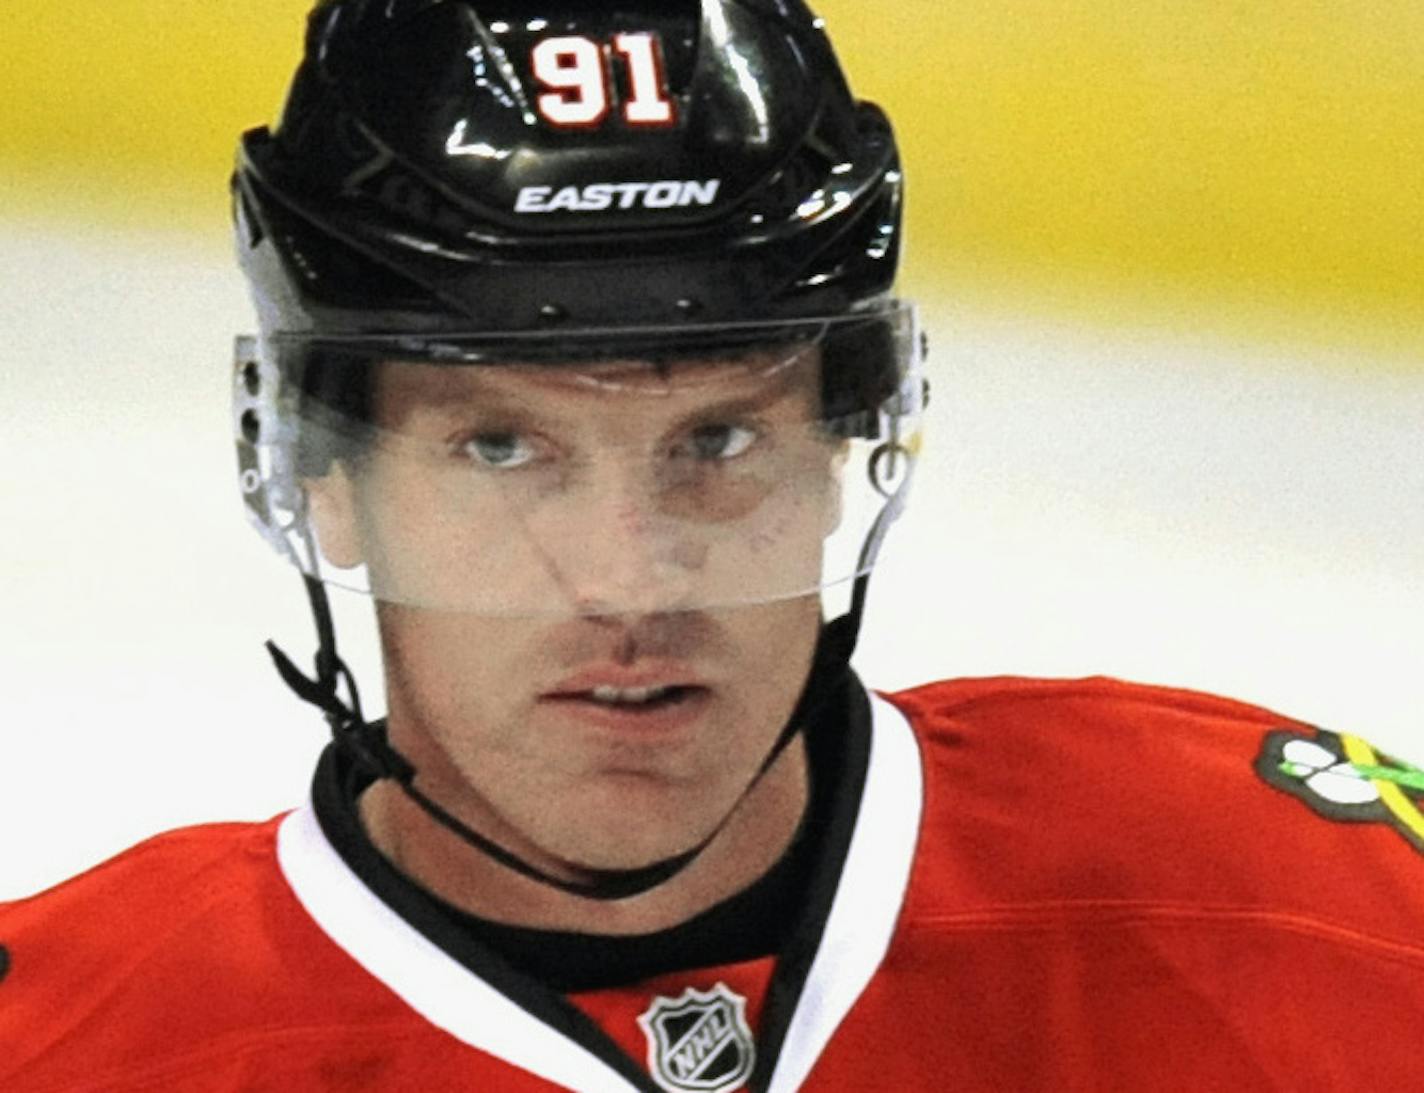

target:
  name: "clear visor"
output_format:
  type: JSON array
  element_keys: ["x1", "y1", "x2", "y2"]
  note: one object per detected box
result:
[{"x1": 234, "y1": 306, "x2": 924, "y2": 618}]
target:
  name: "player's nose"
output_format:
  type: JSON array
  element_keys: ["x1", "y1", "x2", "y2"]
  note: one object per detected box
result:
[{"x1": 557, "y1": 461, "x2": 708, "y2": 617}]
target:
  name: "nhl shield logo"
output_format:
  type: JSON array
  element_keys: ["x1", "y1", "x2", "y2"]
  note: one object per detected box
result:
[{"x1": 636, "y1": 983, "x2": 755, "y2": 1093}]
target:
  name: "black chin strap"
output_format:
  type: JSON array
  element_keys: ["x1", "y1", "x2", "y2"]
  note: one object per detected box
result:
[{"x1": 266, "y1": 574, "x2": 869, "y2": 901}]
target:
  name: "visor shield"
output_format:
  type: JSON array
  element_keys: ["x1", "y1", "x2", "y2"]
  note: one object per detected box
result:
[{"x1": 234, "y1": 306, "x2": 924, "y2": 618}]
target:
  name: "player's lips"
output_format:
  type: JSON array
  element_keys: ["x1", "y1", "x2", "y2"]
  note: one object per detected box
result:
[{"x1": 539, "y1": 665, "x2": 711, "y2": 733}]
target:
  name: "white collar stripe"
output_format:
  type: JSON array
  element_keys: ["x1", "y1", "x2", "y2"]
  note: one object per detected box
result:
[
  {"x1": 764, "y1": 693, "x2": 925, "y2": 1093},
  {"x1": 276, "y1": 805, "x2": 643, "y2": 1093}
]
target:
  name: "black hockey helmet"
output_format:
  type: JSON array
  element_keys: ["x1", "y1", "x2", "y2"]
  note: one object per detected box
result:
[{"x1": 234, "y1": 0, "x2": 904, "y2": 334}]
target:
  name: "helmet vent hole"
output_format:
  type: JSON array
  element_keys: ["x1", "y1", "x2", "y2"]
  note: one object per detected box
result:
[
  {"x1": 241, "y1": 410, "x2": 261, "y2": 444},
  {"x1": 241, "y1": 361, "x2": 261, "y2": 395}
]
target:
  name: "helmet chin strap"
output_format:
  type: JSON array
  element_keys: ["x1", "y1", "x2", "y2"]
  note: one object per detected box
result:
[{"x1": 266, "y1": 480, "x2": 899, "y2": 902}]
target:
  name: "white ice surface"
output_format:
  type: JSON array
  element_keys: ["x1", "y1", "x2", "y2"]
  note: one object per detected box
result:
[{"x1": 1, "y1": 220, "x2": 1420, "y2": 899}]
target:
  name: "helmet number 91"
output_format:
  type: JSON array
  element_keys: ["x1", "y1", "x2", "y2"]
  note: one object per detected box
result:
[{"x1": 531, "y1": 34, "x2": 675, "y2": 129}]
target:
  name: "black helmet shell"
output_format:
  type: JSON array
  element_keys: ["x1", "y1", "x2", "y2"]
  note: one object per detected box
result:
[{"x1": 235, "y1": 0, "x2": 903, "y2": 336}]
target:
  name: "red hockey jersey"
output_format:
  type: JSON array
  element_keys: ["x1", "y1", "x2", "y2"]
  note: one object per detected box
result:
[{"x1": 2, "y1": 677, "x2": 1421, "y2": 1091}]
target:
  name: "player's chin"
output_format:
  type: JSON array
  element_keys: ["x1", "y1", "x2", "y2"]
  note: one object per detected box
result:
[{"x1": 538, "y1": 780, "x2": 730, "y2": 872}]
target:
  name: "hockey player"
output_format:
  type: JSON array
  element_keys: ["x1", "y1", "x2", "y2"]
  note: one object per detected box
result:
[{"x1": 2, "y1": 2, "x2": 1421, "y2": 1090}]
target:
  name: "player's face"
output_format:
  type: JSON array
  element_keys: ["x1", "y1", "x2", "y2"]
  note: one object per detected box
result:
[{"x1": 307, "y1": 351, "x2": 837, "y2": 875}]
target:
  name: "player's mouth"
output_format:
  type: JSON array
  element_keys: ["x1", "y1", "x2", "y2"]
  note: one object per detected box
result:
[
  {"x1": 540, "y1": 671, "x2": 711, "y2": 733},
  {"x1": 585, "y1": 683, "x2": 699, "y2": 708}
]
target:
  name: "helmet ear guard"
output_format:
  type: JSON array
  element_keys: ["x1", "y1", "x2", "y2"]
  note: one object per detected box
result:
[{"x1": 235, "y1": 337, "x2": 310, "y2": 569}]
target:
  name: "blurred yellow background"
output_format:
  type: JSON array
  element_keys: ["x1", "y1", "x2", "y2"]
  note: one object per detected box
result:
[{"x1": 2, "y1": 0, "x2": 1421, "y2": 356}]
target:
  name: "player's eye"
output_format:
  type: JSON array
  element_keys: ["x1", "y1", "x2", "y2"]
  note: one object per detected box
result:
[
  {"x1": 677, "y1": 423, "x2": 759, "y2": 462},
  {"x1": 458, "y1": 431, "x2": 539, "y2": 469}
]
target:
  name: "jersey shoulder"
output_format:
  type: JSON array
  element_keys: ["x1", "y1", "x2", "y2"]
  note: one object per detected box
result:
[
  {"x1": 6, "y1": 814, "x2": 282, "y2": 902},
  {"x1": 847, "y1": 677, "x2": 1424, "y2": 1089},
  {"x1": 880, "y1": 675, "x2": 1424, "y2": 939},
  {"x1": 884, "y1": 673, "x2": 1289, "y2": 733},
  {"x1": 0, "y1": 817, "x2": 291, "y2": 964},
  {"x1": 0, "y1": 816, "x2": 431, "y2": 1091}
]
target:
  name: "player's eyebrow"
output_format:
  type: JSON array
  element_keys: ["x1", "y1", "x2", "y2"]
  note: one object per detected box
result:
[{"x1": 675, "y1": 380, "x2": 808, "y2": 427}]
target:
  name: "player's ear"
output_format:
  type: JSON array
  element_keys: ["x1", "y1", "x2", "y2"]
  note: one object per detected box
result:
[{"x1": 304, "y1": 463, "x2": 364, "y2": 569}]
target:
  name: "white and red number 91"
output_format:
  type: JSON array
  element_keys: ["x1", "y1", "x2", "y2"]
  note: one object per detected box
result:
[{"x1": 531, "y1": 33, "x2": 676, "y2": 129}]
